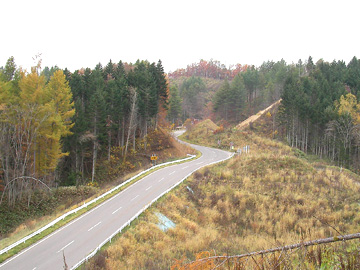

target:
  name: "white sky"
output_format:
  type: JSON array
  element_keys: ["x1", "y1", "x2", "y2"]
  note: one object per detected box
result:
[{"x1": 1, "y1": 0, "x2": 359, "y2": 73}]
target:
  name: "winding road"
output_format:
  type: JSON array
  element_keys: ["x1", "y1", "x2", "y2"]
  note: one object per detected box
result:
[{"x1": 0, "y1": 132, "x2": 232, "y2": 269}]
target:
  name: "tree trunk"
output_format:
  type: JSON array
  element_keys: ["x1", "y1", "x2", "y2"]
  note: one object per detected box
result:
[
  {"x1": 91, "y1": 114, "x2": 97, "y2": 183},
  {"x1": 124, "y1": 89, "x2": 137, "y2": 160},
  {"x1": 75, "y1": 145, "x2": 79, "y2": 186},
  {"x1": 121, "y1": 117, "x2": 125, "y2": 156},
  {"x1": 133, "y1": 125, "x2": 136, "y2": 152},
  {"x1": 108, "y1": 130, "x2": 111, "y2": 162},
  {"x1": 144, "y1": 120, "x2": 148, "y2": 151}
]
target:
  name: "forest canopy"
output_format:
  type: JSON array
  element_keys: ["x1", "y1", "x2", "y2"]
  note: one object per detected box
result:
[
  {"x1": 2, "y1": 55, "x2": 360, "y2": 205},
  {"x1": 0, "y1": 57, "x2": 168, "y2": 205}
]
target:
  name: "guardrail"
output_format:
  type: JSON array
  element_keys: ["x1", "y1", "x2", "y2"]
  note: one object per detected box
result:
[
  {"x1": 71, "y1": 151, "x2": 234, "y2": 269},
  {"x1": 0, "y1": 154, "x2": 196, "y2": 256}
]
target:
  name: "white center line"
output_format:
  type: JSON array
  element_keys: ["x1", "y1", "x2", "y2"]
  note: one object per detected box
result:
[
  {"x1": 112, "y1": 206, "x2": 122, "y2": 215},
  {"x1": 169, "y1": 171, "x2": 176, "y2": 175},
  {"x1": 146, "y1": 186, "x2": 152, "y2": 191},
  {"x1": 131, "y1": 195, "x2": 139, "y2": 201},
  {"x1": 57, "y1": 240, "x2": 74, "y2": 253},
  {"x1": 182, "y1": 166, "x2": 189, "y2": 170},
  {"x1": 196, "y1": 161, "x2": 204, "y2": 165},
  {"x1": 88, "y1": 221, "x2": 102, "y2": 232},
  {"x1": 32, "y1": 268, "x2": 37, "y2": 270},
  {"x1": 158, "y1": 177, "x2": 164, "y2": 182}
]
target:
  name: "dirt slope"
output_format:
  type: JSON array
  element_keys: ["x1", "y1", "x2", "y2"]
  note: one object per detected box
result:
[{"x1": 236, "y1": 99, "x2": 282, "y2": 130}]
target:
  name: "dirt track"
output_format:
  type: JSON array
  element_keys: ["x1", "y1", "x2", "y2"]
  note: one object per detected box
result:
[{"x1": 236, "y1": 99, "x2": 282, "y2": 130}]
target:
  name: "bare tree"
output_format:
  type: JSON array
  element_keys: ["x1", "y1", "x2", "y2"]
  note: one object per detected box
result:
[
  {"x1": 0, "y1": 104, "x2": 48, "y2": 206},
  {"x1": 124, "y1": 87, "x2": 137, "y2": 160}
]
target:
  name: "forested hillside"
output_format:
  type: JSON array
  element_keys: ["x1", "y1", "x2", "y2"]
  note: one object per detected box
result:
[
  {"x1": 168, "y1": 59, "x2": 248, "y2": 80},
  {"x1": 168, "y1": 76, "x2": 224, "y2": 123},
  {"x1": 0, "y1": 57, "x2": 169, "y2": 206},
  {"x1": 168, "y1": 59, "x2": 287, "y2": 125},
  {"x1": 169, "y1": 57, "x2": 360, "y2": 171},
  {"x1": 61, "y1": 59, "x2": 168, "y2": 185},
  {"x1": 279, "y1": 57, "x2": 360, "y2": 170}
]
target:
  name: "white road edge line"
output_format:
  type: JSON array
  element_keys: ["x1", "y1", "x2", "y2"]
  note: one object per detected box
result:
[
  {"x1": 0, "y1": 198, "x2": 109, "y2": 268},
  {"x1": 88, "y1": 221, "x2": 102, "y2": 232},
  {"x1": 112, "y1": 207, "x2": 122, "y2": 215},
  {"x1": 131, "y1": 195, "x2": 139, "y2": 201},
  {"x1": 158, "y1": 177, "x2": 164, "y2": 182},
  {"x1": 0, "y1": 153, "x2": 197, "y2": 259},
  {"x1": 146, "y1": 186, "x2": 152, "y2": 191},
  {"x1": 57, "y1": 240, "x2": 74, "y2": 253},
  {"x1": 169, "y1": 171, "x2": 176, "y2": 175},
  {"x1": 70, "y1": 149, "x2": 234, "y2": 269}
]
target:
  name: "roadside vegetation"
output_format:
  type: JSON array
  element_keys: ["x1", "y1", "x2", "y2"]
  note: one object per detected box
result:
[
  {"x1": 84, "y1": 119, "x2": 360, "y2": 269},
  {"x1": 0, "y1": 128, "x2": 194, "y2": 250}
]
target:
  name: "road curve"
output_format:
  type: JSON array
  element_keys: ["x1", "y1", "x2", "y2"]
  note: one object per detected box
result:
[{"x1": 0, "y1": 133, "x2": 232, "y2": 270}]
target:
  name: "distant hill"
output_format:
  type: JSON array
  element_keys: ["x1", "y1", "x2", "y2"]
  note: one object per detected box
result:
[
  {"x1": 168, "y1": 59, "x2": 248, "y2": 80},
  {"x1": 169, "y1": 76, "x2": 225, "y2": 120}
]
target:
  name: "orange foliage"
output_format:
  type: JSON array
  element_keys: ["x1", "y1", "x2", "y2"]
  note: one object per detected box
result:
[
  {"x1": 213, "y1": 125, "x2": 224, "y2": 135},
  {"x1": 171, "y1": 251, "x2": 216, "y2": 270},
  {"x1": 169, "y1": 60, "x2": 249, "y2": 80}
]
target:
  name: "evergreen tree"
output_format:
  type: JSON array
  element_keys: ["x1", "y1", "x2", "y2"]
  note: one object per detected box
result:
[
  {"x1": 347, "y1": 56, "x2": 360, "y2": 95},
  {"x1": 180, "y1": 76, "x2": 206, "y2": 119},
  {"x1": 88, "y1": 69, "x2": 106, "y2": 182},
  {"x1": 168, "y1": 85, "x2": 182, "y2": 124},
  {"x1": 213, "y1": 80, "x2": 231, "y2": 121}
]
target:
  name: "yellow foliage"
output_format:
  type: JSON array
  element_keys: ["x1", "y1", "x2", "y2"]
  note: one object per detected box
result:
[{"x1": 335, "y1": 93, "x2": 360, "y2": 124}]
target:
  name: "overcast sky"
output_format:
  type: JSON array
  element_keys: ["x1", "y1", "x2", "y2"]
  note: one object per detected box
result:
[{"x1": 1, "y1": 0, "x2": 359, "y2": 73}]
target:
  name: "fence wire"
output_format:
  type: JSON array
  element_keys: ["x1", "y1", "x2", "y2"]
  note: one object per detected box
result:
[{"x1": 179, "y1": 233, "x2": 360, "y2": 270}]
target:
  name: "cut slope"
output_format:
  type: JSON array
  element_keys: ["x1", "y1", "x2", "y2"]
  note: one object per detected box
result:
[{"x1": 236, "y1": 99, "x2": 282, "y2": 130}]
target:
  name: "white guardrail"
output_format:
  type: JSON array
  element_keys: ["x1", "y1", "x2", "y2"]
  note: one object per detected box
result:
[
  {"x1": 0, "y1": 154, "x2": 196, "y2": 256},
  {"x1": 71, "y1": 151, "x2": 234, "y2": 270}
]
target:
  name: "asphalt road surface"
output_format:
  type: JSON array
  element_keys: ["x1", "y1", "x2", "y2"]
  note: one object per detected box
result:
[{"x1": 0, "y1": 132, "x2": 232, "y2": 270}]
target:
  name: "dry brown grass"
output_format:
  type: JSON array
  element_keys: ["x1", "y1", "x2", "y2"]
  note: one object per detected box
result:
[{"x1": 85, "y1": 122, "x2": 360, "y2": 269}]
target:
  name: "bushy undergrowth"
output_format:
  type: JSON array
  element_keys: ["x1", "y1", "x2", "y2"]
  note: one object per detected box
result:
[
  {"x1": 85, "y1": 120, "x2": 360, "y2": 269},
  {"x1": 0, "y1": 186, "x2": 97, "y2": 238}
]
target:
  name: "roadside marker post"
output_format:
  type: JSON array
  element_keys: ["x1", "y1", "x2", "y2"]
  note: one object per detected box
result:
[{"x1": 151, "y1": 154, "x2": 158, "y2": 165}]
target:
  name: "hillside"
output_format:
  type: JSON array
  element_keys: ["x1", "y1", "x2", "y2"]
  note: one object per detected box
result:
[
  {"x1": 169, "y1": 76, "x2": 225, "y2": 119},
  {"x1": 85, "y1": 119, "x2": 360, "y2": 269},
  {"x1": 236, "y1": 99, "x2": 281, "y2": 131},
  {"x1": 0, "y1": 127, "x2": 195, "y2": 248}
]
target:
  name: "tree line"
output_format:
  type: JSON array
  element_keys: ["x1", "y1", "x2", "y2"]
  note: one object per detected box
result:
[
  {"x1": 168, "y1": 56, "x2": 360, "y2": 170},
  {"x1": 280, "y1": 56, "x2": 360, "y2": 170},
  {"x1": 169, "y1": 59, "x2": 249, "y2": 80},
  {"x1": 0, "y1": 57, "x2": 168, "y2": 205},
  {"x1": 168, "y1": 59, "x2": 288, "y2": 124}
]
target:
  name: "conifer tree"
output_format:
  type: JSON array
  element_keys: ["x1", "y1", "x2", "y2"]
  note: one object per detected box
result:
[{"x1": 168, "y1": 85, "x2": 182, "y2": 124}]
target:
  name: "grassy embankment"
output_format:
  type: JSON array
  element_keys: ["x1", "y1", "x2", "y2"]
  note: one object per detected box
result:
[
  {"x1": 84, "y1": 119, "x2": 360, "y2": 269},
  {"x1": 0, "y1": 128, "x2": 195, "y2": 258}
]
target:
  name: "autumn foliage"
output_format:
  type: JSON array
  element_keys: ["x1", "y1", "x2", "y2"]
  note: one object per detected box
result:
[
  {"x1": 169, "y1": 59, "x2": 248, "y2": 80},
  {"x1": 171, "y1": 251, "x2": 215, "y2": 270}
]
